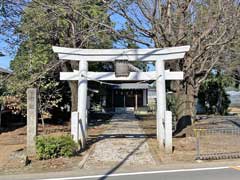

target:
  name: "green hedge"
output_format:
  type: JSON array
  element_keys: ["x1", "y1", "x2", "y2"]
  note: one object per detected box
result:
[{"x1": 36, "y1": 135, "x2": 78, "y2": 160}]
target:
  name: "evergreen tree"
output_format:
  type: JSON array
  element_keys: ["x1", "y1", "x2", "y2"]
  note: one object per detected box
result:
[{"x1": 1, "y1": 0, "x2": 114, "y2": 121}]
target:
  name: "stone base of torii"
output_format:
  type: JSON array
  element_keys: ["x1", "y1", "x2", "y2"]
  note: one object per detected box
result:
[{"x1": 53, "y1": 46, "x2": 190, "y2": 154}]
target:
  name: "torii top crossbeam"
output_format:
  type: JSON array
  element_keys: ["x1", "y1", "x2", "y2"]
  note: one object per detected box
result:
[{"x1": 52, "y1": 46, "x2": 190, "y2": 62}]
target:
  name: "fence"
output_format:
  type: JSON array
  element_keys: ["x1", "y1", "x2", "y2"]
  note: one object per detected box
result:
[{"x1": 194, "y1": 128, "x2": 240, "y2": 160}]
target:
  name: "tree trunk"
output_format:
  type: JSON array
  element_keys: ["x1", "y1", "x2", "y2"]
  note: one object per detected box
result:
[
  {"x1": 173, "y1": 81, "x2": 196, "y2": 135},
  {"x1": 176, "y1": 85, "x2": 195, "y2": 120},
  {"x1": 61, "y1": 61, "x2": 79, "y2": 112},
  {"x1": 69, "y1": 81, "x2": 78, "y2": 112}
]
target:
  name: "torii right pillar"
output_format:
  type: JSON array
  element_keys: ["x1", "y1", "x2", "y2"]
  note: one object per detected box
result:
[
  {"x1": 78, "y1": 60, "x2": 88, "y2": 149},
  {"x1": 156, "y1": 60, "x2": 172, "y2": 153}
]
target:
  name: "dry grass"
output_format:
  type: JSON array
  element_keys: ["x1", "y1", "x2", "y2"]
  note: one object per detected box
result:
[
  {"x1": 0, "y1": 119, "x2": 109, "y2": 175},
  {"x1": 137, "y1": 117, "x2": 196, "y2": 163}
]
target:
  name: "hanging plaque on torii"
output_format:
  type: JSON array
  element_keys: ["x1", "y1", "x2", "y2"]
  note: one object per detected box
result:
[{"x1": 115, "y1": 60, "x2": 129, "y2": 77}]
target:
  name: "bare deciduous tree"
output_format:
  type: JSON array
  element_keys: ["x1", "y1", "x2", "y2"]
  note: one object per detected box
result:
[{"x1": 105, "y1": 0, "x2": 240, "y2": 121}]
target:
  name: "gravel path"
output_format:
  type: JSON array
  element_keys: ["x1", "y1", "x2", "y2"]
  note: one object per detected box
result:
[{"x1": 84, "y1": 113, "x2": 157, "y2": 169}]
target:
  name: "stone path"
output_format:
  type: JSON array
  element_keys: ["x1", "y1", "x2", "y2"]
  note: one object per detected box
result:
[{"x1": 84, "y1": 113, "x2": 157, "y2": 169}]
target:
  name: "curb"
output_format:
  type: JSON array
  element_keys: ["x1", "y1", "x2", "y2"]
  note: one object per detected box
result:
[{"x1": 78, "y1": 143, "x2": 96, "y2": 169}]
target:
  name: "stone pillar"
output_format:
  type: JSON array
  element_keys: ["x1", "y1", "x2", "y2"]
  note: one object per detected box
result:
[
  {"x1": 78, "y1": 60, "x2": 88, "y2": 149},
  {"x1": 27, "y1": 88, "x2": 38, "y2": 156},
  {"x1": 165, "y1": 111, "x2": 173, "y2": 153},
  {"x1": 156, "y1": 60, "x2": 166, "y2": 150},
  {"x1": 71, "y1": 112, "x2": 79, "y2": 143}
]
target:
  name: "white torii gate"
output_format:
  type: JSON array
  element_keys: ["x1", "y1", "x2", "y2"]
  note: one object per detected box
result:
[{"x1": 52, "y1": 45, "x2": 190, "y2": 153}]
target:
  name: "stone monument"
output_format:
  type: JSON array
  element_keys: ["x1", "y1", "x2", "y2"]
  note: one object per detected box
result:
[{"x1": 27, "y1": 88, "x2": 38, "y2": 156}]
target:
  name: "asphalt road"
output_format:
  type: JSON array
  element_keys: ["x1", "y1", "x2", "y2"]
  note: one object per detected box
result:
[
  {"x1": 97, "y1": 168, "x2": 240, "y2": 180},
  {"x1": 2, "y1": 166, "x2": 240, "y2": 180}
]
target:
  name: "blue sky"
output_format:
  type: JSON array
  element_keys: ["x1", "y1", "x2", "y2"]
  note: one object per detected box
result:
[
  {"x1": 0, "y1": 40, "x2": 13, "y2": 69},
  {"x1": 0, "y1": 56, "x2": 12, "y2": 69}
]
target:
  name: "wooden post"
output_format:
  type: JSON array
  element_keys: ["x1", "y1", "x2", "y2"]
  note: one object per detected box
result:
[
  {"x1": 27, "y1": 88, "x2": 38, "y2": 156},
  {"x1": 156, "y1": 60, "x2": 166, "y2": 150},
  {"x1": 78, "y1": 60, "x2": 88, "y2": 149},
  {"x1": 135, "y1": 93, "x2": 138, "y2": 110},
  {"x1": 143, "y1": 89, "x2": 147, "y2": 106}
]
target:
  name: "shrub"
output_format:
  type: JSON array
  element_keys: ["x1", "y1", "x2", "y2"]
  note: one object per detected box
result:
[
  {"x1": 36, "y1": 135, "x2": 78, "y2": 160},
  {"x1": 198, "y1": 73, "x2": 231, "y2": 115}
]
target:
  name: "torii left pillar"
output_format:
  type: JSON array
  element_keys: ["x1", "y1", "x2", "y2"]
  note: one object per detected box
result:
[
  {"x1": 156, "y1": 60, "x2": 166, "y2": 151},
  {"x1": 78, "y1": 60, "x2": 88, "y2": 149}
]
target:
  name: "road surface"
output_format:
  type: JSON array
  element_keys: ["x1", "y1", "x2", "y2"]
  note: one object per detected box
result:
[{"x1": 1, "y1": 166, "x2": 240, "y2": 180}]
